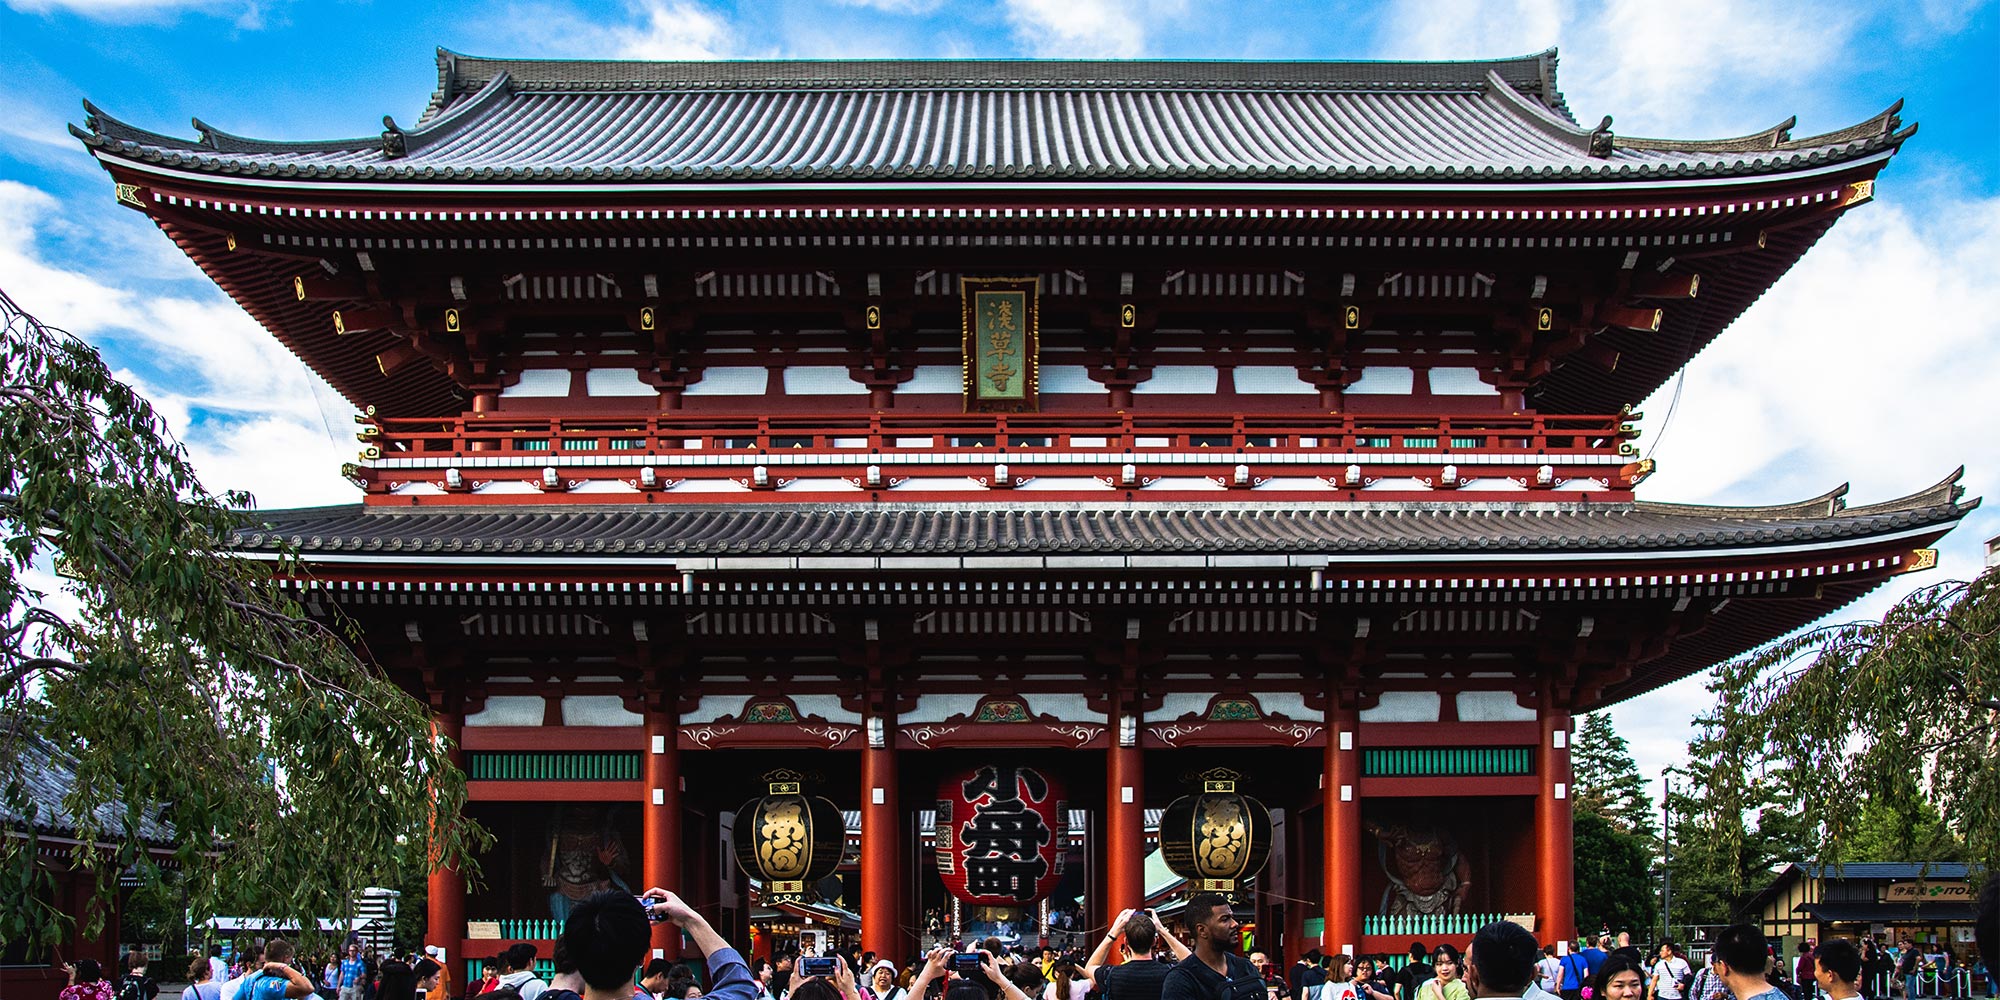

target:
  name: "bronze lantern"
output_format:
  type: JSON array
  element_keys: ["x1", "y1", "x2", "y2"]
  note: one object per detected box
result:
[
  {"x1": 733, "y1": 770, "x2": 846, "y2": 905},
  {"x1": 1158, "y1": 768, "x2": 1272, "y2": 904}
]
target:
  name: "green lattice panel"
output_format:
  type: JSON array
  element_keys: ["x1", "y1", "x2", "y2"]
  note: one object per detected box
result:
[
  {"x1": 465, "y1": 751, "x2": 641, "y2": 781},
  {"x1": 1361, "y1": 747, "x2": 1533, "y2": 777}
]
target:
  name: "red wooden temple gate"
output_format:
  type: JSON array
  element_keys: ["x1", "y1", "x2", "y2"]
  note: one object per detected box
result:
[{"x1": 74, "y1": 49, "x2": 1971, "y2": 974}]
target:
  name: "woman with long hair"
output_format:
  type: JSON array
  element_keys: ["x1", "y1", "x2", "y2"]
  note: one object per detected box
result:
[
  {"x1": 1415, "y1": 944, "x2": 1471, "y2": 1000},
  {"x1": 376, "y1": 963, "x2": 417, "y2": 1000}
]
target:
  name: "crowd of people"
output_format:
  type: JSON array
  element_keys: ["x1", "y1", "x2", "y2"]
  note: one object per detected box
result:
[{"x1": 63, "y1": 881, "x2": 1994, "y2": 1000}]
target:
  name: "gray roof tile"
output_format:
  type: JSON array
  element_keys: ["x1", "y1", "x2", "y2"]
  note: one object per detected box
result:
[
  {"x1": 76, "y1": 51, "x2": 1910, "y2": 186},
  {"x1": 230, "y1": 475, "x2": 1972, "y2": 560}
]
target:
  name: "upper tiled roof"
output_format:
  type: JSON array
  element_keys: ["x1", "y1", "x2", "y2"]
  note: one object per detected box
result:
[
  {"x1": 1, "y1": 731, "x2": 175, "y2": 845},
  {"x1": 231, "y1": 471, "x2": 1971, "y2": 560},
  {"x1": 74, "y1": 49, "x2": 1912, "y2": 186}
]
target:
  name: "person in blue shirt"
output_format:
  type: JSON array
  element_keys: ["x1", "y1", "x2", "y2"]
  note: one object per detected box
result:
[
  {"x1": 339, "y1": 944, "x2": 368, "y2": 1000},
  {"x1": 1709, "y1": 927, "x2": 1782, "y2": 1000},
  {"x1": 237, "y1": 940, "x2": 319, "y2": 1000},
  {"x1": 1582, "y1": 941, "x2": 1609, "y2": 981}
]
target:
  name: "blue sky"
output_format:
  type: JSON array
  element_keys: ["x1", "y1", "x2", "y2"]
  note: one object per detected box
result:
[{"x1": 3, "y1": 0, "x2": 1997, "y2": 794}]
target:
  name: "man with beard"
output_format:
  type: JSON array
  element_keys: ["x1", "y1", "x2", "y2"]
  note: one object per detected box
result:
[{"x1": 1161, "y1": 895, "x2": 1264, "y2": 1000}]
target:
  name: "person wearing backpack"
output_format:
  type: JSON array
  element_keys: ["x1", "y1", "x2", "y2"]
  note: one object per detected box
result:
[
  {"x1": 238, "y1": 940, "x2": 320, "y2": 1000},
  {"x1": 1560, "y1": 946, "x2": 1591, "y2": 1000},
  {"x1": 117, "y1": 951, "x2": 161, "y2": 1000}
]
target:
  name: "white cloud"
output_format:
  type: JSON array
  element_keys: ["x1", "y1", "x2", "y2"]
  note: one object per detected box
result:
[
  {"x1": 831, "y1": 0, "x2": 943, "y2": 12},
  {"x1": 1376, "y1": 0, "x2": 1867, "y2": 138},
  {"x1": 1605, "y1": 191, "x2": 2000, "y2": 791},
  {"x1": 0, "y1": 179, "x2": 356, "y2": 509},
  {"x1": 487, "y1": 0, "x2": 741, "y2": 59},
  {"x1": 4, "y1": 0, "x2": 270, "y2": 27},
  {"x1": 1002, "y1": 0, "x2": 1189, "y2": 58}
]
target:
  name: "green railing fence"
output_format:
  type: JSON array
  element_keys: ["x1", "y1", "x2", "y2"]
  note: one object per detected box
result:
[
  {"x1": 1362, "y1": 747, "x2": 1533, "y2": 777},
  {"x1": 465, "y1": 751, "x2": 642, "y2": 782}
]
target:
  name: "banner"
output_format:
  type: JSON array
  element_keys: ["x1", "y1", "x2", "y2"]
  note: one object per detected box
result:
[{"x1": 960, "y1": 277, "x2": 1039, "y2": 412}]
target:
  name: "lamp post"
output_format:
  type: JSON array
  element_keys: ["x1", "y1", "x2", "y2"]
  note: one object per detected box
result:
[{"x1": 1660, "y1": 774, "x2": 1673, "y2": 944}]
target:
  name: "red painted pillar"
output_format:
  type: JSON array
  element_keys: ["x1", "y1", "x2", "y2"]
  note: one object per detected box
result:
[
  {"x1": 645, "y1": 710, "x2": 683, "y2": 959},
  {"x1": 860, "y1": 720, "x2": 902, "y2": 957},
  {"x1": 428, "y1": 712, "x2": 467, "y2": 957},
  {"x1": 1537, "y1": 688, "x2": 1576, "y2": 945},
  {"x1": 1320, "y1": 704, "x2": 1361, "y2": 958},
  {"x1": 1105, "y1": 705, "x2": 1145, "y2": 928}
]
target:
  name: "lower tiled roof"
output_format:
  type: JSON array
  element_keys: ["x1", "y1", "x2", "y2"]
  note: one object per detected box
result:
[{"x1": 231, "y1": 475, "x2": 1971, "y2": 560}]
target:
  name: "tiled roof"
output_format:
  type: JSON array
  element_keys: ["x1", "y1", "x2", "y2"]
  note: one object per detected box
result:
[
  {"x1": 1, "y1": 733, "x2": 175, "y2": 845},
  {"x1": 74, "y1": 50, "x2": 1911, "y2": 185},
  {"x1": 231, "y1": 472, "x2": 1971, "y2": 560}
]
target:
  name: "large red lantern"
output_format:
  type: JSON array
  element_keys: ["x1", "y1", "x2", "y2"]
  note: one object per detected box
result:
[{"x1": 935, "y1": 764, "x2": 1067, "y2": 906}]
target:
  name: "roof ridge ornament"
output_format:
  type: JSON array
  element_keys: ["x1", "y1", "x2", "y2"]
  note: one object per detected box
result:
[
  {"x1": 1587, "y1": 115, "x2": 1614, "y2": 157},
  {"x1": 381, "y1": 115, "x2": 407, "y2": 158}
]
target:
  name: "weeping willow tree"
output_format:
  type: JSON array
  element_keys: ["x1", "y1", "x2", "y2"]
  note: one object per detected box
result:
[
  {"x1": 1700, "y1": 567, "x2": 1998, "y2": 880},
  {"x1": 0, "y1": 288, "x2": 486, "y2": 949}
]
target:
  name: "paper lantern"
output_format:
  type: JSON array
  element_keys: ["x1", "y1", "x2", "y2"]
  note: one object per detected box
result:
[
  {"x1": 935, "y1": 764, "x2": 1066, "y2": 905},
  {"x1": 733, "y1": 770, "x2": 845, "y2": 905},
  {"x1": 1159, "y1": 768, "x2": 1271, "y2": 904}
]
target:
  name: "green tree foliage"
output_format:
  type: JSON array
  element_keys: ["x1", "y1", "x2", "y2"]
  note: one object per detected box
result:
[
  {"x1": 1661, "y1": 685, "x2": 1820, "y2": 928},
  {"x1": 1842, "y1": 779, "x2": 1965, "y2": 863},
  {"x1": 1703, "y1": 569, "x2": 1999, "y2": 873},
  {"x1": 0, "y1": 289, "x2": 487, "y2": 949},
  {"x1": 1573, "y1": 810, "x2": 1654, "y2": 939},
  {"x1": 1572, "y1": 712, "x2": 1657, "y2": 840}
]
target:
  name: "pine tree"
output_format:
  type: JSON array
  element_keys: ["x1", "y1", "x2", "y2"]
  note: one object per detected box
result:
[{"x1": 1573, "y1": 712, "x2": 1658, "y2": 839}]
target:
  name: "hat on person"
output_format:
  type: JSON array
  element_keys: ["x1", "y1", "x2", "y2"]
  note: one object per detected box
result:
[
  {"x1": 425, "y1": 946, "x2": 446, "y2": 961},
  {"x1": 870, "y1": 961, "x2": 896, "y2": 976}
]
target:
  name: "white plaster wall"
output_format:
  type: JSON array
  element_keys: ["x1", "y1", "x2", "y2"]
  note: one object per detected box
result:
[
  {"x1": 790, "y1": 695, "x2": 862, "y2": 724},
  {"x1": 1359, "y1": 691, "x2": 1441, "y2": 723},
  {"x1": 682, "y1": 694, "x2": 752, "y2": 725},
  {"x1": 901, "y1": 692, "x2": 982, "y2": 725},
  {"x1": 562, "y1": 695, "x2": 643, "y2": 727},
  {"x1": 1022, "y1": 693, "x2": 1102, "y2": 722},
  {"x1": 1456, "y1": 691, "x2": 1536, "y2": 722},
  {"x1": 464, "y1": 696, "x2": 545, "y2": 727}
]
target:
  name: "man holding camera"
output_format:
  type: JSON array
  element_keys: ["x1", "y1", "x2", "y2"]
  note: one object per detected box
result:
[{"x1": 1086, "y1": 909, "x2": 1193, "y2": 1000}]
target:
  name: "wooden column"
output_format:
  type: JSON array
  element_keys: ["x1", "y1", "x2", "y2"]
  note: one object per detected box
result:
[
  {"x1": 1536, "y1": 679, "x2": 1576, "y2": 945},
  {"x1": 645, "y1": 708, "x2": 683, "y2": 959},
  {"x1": 860, "y1": 719, "x2": 902, "y2": 957},
  {"x1": 1320, "y1": 702, "x2": 1361, "y2": 958},
  {"x1": 428, "y1": 710, "x2": 467, "y2": 956},
  {"x1": 1105, "y1": 702, "x2": 1145, "y2": 921}
]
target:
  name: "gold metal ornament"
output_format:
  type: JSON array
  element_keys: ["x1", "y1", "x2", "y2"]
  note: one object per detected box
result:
[
  {"x1": 333, "y1": 310, "x2": 348, "y2": 336},
  {"x1": 113, "y1": 183, "x2": 143, "y2": 207},
  {"x1": 865, "y1": 305, "x2": 882, "y2": 330},
  {"x1": 293, "y1": 276, "x2": 307, "y2": 301},
  {"x1": 445, "y1": 308, "x2": 462, "y2": 333},
  {"x1": 1343, "y1": 305, "x2": 1361, "y2": 330},
  {"x1": 1120, "y1": 303, "x2": 1137, "y2": 328},
  {"x1": 1537, "y1": 307, "x2": 1554, "y2": 332},
  {"x1": 639, "y1": 306, "x2": 657, "y2": 331}
]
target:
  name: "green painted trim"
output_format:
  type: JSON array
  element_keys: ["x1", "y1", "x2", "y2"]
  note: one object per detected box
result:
[{"x1": 465, "y1": 751, "x2": 642, "y2": 781}]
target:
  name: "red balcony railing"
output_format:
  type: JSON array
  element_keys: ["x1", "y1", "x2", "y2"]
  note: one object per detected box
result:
[{"x1": 347, "y1": 410, "x2": 1643, "y2": 501}]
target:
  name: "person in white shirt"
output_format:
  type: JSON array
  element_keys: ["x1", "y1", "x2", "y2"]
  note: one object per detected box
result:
[
  {"x1": 1651, "y1": 944, "x2": 1692, "y2": 1000},
  {"x1": 1535, "y1": 948, "x2": 1562, "y2": 996}
]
